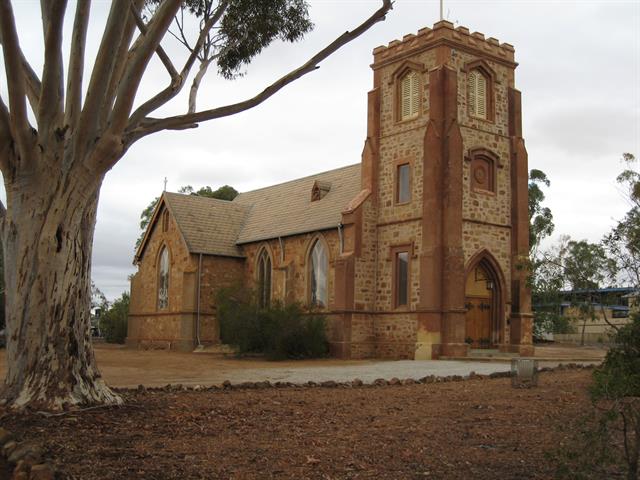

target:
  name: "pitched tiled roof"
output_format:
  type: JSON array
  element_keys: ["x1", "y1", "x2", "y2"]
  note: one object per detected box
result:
[
  {"x1": 233, "y1": 163, "x2": 361, "y2": 244},
  {"x1": 140, "y1": 164, "x2": 362, "y2": 259},
  {"x1": 163, "y1": 192, "x2": 249, "y2": 258}
]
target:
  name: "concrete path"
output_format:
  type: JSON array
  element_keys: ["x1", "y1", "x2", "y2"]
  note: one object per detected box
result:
[
  {"x1": 187, "y1": 359, "x2": 513, "y2": 386},
  {"x1": 0, "y1": 343, "x2": 602, "y2": 389}
]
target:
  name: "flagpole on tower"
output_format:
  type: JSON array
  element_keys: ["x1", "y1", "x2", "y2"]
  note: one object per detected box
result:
[{"x1": 440, "y1": 0, "x2": 444, "y2": 21}]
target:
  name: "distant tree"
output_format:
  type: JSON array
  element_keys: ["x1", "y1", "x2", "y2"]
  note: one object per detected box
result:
[
  {"x1": 136, "y1": 184, "x2": 239, "y2": 249},
  {"x1": 603, "y1": 153, "x2": 640, "y2": 288},
  {"x1": 91, "y1": 282, "x2": 109, "y2": 313},
  {"x1": 527, "y1": 169, "x2": 557, "y2": 337},
  {"x1": 555, "y1": 237, "x2": 615, "y2": 345},
  {"x1": 528, "y1": 169, "x2": 554, "y2": 256},
  {"x1": 99, "y1": 292, "x2": 130, "y2": 344},
  {"x1": 530, "y1": 238, "x2": 571, "y2": 338}
]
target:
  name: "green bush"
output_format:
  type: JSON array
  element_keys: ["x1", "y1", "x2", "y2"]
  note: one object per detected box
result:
[
  {"x1": 592, "y1": 311, "x2": 640, "y2": 399},
  {"x1": 216, "y1": 286, "x2": 328, "y2": 360},
  {"x1": 99, "y1": 292, "x2": 129, "y2": 344},
  {"x1": 533, "y1": 311, "x2": 575, "y2": 338}
]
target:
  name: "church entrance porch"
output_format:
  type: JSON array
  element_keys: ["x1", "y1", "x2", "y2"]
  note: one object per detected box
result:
[{"x1": 464, "y1": 255, "x2": 503, "y2": 349}]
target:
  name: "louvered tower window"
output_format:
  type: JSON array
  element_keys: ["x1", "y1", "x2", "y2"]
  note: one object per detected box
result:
[
  {"x1": 400, "y1": 70, "x2": 420, "y2": 120},
  {"x1": 468, "y1": 69, "x2": 488, "y2": 119}
]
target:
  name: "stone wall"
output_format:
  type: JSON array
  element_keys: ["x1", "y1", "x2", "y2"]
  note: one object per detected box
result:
[
  {"x1": 240, "y1": 229, "x2": 340, "y2": 308},
  {"x1": 128, "y1": 204, "x2": 244, "y2": 350}
]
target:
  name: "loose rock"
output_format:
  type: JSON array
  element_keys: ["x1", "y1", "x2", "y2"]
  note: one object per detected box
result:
[{"x1": 28, "y1": 463, "x2": 56, "y2": 480}]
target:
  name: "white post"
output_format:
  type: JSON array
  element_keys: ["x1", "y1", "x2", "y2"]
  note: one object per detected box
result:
[{"x1": 440, "y1": 0, "x2": 443, "y2": 21}]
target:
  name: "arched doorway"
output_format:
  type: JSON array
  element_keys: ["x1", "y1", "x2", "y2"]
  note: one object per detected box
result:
[{"x1": 464, "y1": 254, "x2": 503, "y2": 349}]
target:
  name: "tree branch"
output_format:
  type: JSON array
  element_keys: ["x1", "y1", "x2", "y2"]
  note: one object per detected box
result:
[
  {"x1": 38, "y1": 0, "x2": 67, "y2": 141},
  {"x1": 127, "y1": 1, "x2": 227, "y2": 128},
  {"x1": 0, "y1": 95, "x2": 13, "y2": 176},
  {"x1": 107, "y1": 0, "x2": 183, "y2": 136},
  {"x1": 130, "y1": 3, "x2": 178, "y2": 79},
  {"x1": 128, "y1": 0, "x2": 393, "y2": 141},
  {"x1": 0, "y1": 0, "x2": 33, "y2": 161},
  {"x1": 188, "y1": 56, "x2": 214, "y2": 114},
  {"x1": 0, "y1": 17, "x2": 42, "y2": 113},
  {"x1": 75, "y1": 0, "x2": 132, "y2": 158},
  {"x1": 98, "y1": 0, "x2": 145, "y2": 132},
  {"x1": 64, "y1": 0, "x2": 91, "y2": 132}
]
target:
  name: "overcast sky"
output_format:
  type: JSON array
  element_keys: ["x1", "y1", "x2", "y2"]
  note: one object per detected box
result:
[{"x1": 1, "y1": 0, "x2": 639, "y2": 300}]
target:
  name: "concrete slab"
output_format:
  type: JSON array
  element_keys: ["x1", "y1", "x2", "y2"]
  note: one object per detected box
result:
[{"x1": 0, "y1": 343, "x2": 603, "y2": 389}]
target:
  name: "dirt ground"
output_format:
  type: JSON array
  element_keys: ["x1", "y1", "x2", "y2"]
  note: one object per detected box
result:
[
  {"x1": 0, "y1": 343, "x2": 607, "y2": 388},
  {"x1": 1, "y1": 369, "x2": 608, "y2": 480}
]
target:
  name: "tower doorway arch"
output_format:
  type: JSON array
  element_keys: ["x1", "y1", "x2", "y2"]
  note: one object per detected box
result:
[{"x1": 464, "y1": 252, "x2": 504, "y2": 348}]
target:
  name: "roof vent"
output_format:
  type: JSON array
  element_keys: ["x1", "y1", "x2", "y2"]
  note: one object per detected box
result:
[{"x1": 311, "y1": 180, "x2": 331, "y2": 202}]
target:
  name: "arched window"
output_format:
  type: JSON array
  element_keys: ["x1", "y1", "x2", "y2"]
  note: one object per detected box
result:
[
  {"x1": 468, "y1": 69, "x2": 488, "y2": 119},
  {"x1": 309, "y1": 239, "x2": 328, "y2": 307},
  {"x1": 157, "y1": 246, "x2": 169, "y2": 310},
  {"x1": 257, "y1": 249, "x2": 272, "y2": 308},
  {"x1": 399, "y1": 70, "x2": 420, "y2": 121}
]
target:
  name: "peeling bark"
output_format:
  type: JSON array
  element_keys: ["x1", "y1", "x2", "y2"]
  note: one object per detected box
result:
[{"x1": 1, "y1": 159, "x2": 121, "y2": 410}]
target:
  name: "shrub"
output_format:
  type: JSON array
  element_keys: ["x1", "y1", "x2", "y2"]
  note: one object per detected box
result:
[
  {"x1": 216, "y1": 286, "x2": 329, "y2": 360},
  {"x1": 590, "y1": 312, "x2": 640, "y2": 480},
  {"x1": 552, "y1": 312, "x2": 640, "y2": 479},
  {"x1": 533, "y1": 311, "x2": 575, "y2": 339},
  {"x1": 99, "y1": 292, "x2": 130, "y2": 344}
]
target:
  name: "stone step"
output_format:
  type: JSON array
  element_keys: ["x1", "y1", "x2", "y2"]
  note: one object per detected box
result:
[{"x1": 193, "y1": 344, "x2": 238, "y2": 357}]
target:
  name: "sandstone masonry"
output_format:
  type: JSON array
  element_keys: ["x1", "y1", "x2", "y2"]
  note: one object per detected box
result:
[{"x1": 128, "y1": 20, "x2": 533, "y2": 359}]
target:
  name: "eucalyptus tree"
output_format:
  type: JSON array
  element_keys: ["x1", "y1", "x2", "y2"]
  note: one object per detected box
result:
[
  {"x1": 603, "y1": 153, "x2": 640, "y2": 288},
  {"x1": 0, "y1": 0, "x2": 392, "y2": 410}
]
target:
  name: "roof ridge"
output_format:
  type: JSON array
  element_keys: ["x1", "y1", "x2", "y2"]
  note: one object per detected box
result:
[
  {"x1": 234, "y1": 163, "x2": 360, "y2": 198},
  {"x1": 164, "y1": 191, "x2": 242, "y2": 207}
]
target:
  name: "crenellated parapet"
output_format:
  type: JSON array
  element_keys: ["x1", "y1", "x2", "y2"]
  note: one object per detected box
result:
[{"x1": 372, "y1": 20, "x2": 516, "y2": 69}]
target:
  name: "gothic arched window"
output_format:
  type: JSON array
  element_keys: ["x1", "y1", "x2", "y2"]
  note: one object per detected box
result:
[
  {"x1": 309, "y1": 239, "x2": 328, "y2": 308},
  {"x1": 157, "y1": 246, "x2": 169, "y2": 310},
  {"x1": 399, "y1": 70, "x2": 420, "y2": 121},
  {"x1": 257, "y1": 249, "x2": 272, "y2": 308},
  {"x1": 468, "y1": 69, "x2": 488, "y2": 119}
]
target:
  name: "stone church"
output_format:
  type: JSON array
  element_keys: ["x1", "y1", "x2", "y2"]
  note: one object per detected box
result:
[{"x1": 127, "y1": 20, "x2": 534, "y2": 359}]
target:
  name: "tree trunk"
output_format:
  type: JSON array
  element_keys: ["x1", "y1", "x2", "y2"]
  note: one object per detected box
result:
[{"x1": 1, "y1": 163, "x2": 121, "y2": 410}]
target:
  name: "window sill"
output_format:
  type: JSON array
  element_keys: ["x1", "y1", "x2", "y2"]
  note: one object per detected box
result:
[
  {"x1": 471, "y1": 188, "x2": 497, "y2": 196},
  {"x1": 396, "y1": 114, "x2": 420, "y2": 124},
  {"x1": 468, "y1": 114, "x2": 495, "y2": 125}
]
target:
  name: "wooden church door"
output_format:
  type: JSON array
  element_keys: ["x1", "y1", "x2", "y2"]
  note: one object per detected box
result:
[{"x1": 465, "y1": 264, "x2": 494, "y2": 348}]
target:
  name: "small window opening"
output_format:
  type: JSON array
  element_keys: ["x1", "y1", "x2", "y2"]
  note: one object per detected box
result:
[
  {"x1": 311, "y1": 181, "x2": 331, "y2": 202},
  {"x1": 162, "y1": 210, "x2": 169, "y2": 232},
  {"x1": 395, "y1": 251, "x2": 409, "y2": 307},
  {"x1": 397, "y1": 164, "x2": 411, "y2": 203}
]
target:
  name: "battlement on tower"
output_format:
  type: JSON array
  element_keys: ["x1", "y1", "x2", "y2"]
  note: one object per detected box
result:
[{"x1": 372, "y1": 20, "x2": 515, "y2": 68}]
